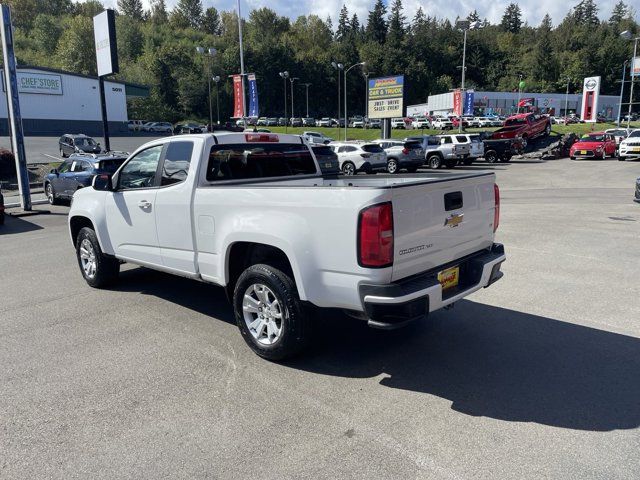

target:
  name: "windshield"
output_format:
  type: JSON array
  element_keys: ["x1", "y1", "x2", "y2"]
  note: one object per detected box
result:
[
  {"x1": 206, "y1": 143, "x2": 317, "y2": 181},
  {"x1": 628, "y1": 131, "x2": 640, "y2": 138},
  {"x1": 505, "y1": 117, "x2": 527, "y2": 126},
  {"x1": 75, "y1": 138, "x2": 96, "y2": 146},
  {"x1": 581, "y1": 134, "x2": 605, "y2": 142}
]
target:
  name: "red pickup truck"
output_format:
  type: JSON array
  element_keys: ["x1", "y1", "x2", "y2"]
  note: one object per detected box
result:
[{"x1": 491, "y1": 113, "x2": 551, "y2": 142}]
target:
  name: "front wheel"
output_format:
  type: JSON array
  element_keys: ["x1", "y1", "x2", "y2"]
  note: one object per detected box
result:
[
  {"x1": 233, "y1": 264, "x2": 311, "y2": 361},
  {"x1": 618, "y1": 156, "x2": 625, "y2": 162},
  {"x1": 544, "y1": 124, "x2": 551, "y2": 136},
  {"x1": 45, "y1": 183, "x2": 60, "y2": 205},
  {"x1": 445, "y1": 159, "x2": 457, "y2": 169},
  {"x1": 485, "y1": 151, "x2": 498, "y2": 163},
  {"x1": 75, "y1": 227, "x2": 119, "y2": 288},
  {"x1": 387, "y1": 158, "x2": 398, "y2": 174},
  {"x1": 427, "y1": 155, "x2": 442, "y2": 169},
  {"x1": 342, "y1": 162, "x2": 356, "y2": 176}
]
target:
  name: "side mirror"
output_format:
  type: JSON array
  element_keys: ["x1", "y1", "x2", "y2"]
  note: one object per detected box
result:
[
  {"x1": 50, "y1": 168, "x2": 58, "y2": 175},
  {"x1": 93, "y1": 173, "x2": 113, "y2": 191}
]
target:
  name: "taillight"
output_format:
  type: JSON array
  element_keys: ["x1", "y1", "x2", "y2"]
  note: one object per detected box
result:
[
  {"x1": 493, "y1": 184, "x2": 500, "y2": 232},
  {"x1": 358, "y1": 202, "x2": 394, "y2": 268},
  {"x1": 402, "y1": 148, "x2": 409, "y2": 155},
  {"x1": 360, "y1": 153, "x2": 371, "y2": 158}
]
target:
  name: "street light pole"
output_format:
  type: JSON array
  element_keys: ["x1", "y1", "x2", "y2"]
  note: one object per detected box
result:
[
  {"x1": 279, "y1": 71, "x2": 289, "y2": 133},
  {"x1": 516, "y1": 74, "x2": 524, "y2": 114},
  {"x1": 617, "y1": 61, "x2": 628, "y2": 127},
  {"x1": 213, "y1": 75, "x2": 221, "y2": 125},
  {"x1": 564, "y1": 77, "x2": 570, "y2": 120},
  {"x1": 620, "y1": 31, "x2": 639, "y2": 129},
  {"x1": 303, "y1": 83, "x2": 311, "y2": 118},
  {"x1": 332, "y1": 62, "x2": 344, "y2": 139},
  {"x1": 290, "y1": 77, "x2": 299, "y2": 120},
  {"x1": 236, "y1": 0, "x2": 247, "y2": 128},
  {"x1": 344, "y1": 62, "x2": 365, "y2": 141},
  {"x1": 455, "y1": 20, "x2": 480, "y2": 133},
  {"x1": 363, "y1": 72, "x2": 369, "y2": 126},
  {"x1": 196, "y1": 47, "x2": 217, "y2": 131}
]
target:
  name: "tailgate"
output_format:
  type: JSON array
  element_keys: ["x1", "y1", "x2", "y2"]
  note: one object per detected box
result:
[
  {"x1": 454, "y1": 144, "x2": 471, "y2": 156},
  {"x1": 390, "y1": 174, "x2": 496, "y2": 281}
]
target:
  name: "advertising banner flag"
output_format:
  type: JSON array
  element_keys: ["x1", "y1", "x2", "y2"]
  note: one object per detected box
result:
[
  {"x1": 247, "y1": 73, "x2": 259, "y2": 117},
  {"x1": 367, "y1": 75, "x2": 404, "y2": 119},
  {"x1": 463, "y1": 90, "x2": 474, "y2": 115},
  {"x1": 580, "y1": 76, "x2": 601, "y2": 123},
  {"x1": 232, "y1": 75, "x2": 243, "y2": 118},
  {"x1": 632, "y1": 57, "x2": 640, "y2": 77},
  {"x1": 453, "y1": 89, "x2": 462, "y2": 116}
]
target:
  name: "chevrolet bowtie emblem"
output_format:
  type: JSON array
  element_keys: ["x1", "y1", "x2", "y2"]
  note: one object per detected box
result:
[{"x1": 444, "y1": 213, "x2": 464, "y2": 227}]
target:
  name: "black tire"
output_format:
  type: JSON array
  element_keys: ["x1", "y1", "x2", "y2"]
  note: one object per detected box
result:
[
  {"x1": 445, "y1": 159, "x2": 457, "y2": 169},
  {"x1": 427, "y1": 154, "x2": 442, "y2": 169},
  {"x1": 45, "y1": 182, "x2": 60, "y2": 205},
  {"x1": 618, "y1": 156, "x2": 625, "y2": 162},
  {"x1": 342, "y1": 161, "x2": 356, "y2": 176},
  {"x1": 0, "y1": 211, "x2": 4, "y2": 225},
  {"x1": 233, "y1": 264, "x2": 311, "y2": 361},
  {"x1": 406, "y1": 166, "x2": 419, "y2": 173},
  {"x1": 485, "y1": 150, "x2": 498, "y2": 163},
  {"x1": 463, "y1": 158, "x2": 473, "y2": 166},
  {"x1": 75, "y1": 227, "x2": 119, "y2": 288},
  {"x1": 387, "y1": 158, "x2": 399, "y2": 174},
  {"x1": 544, "y1": 123, "x2": 551, "y2": 137},
  {"x1": 570, "y1": 157, "x2": 576, "y2": 160},
  {"x1": 60, "y1": 148, "x2": 67, "y2": 158}
]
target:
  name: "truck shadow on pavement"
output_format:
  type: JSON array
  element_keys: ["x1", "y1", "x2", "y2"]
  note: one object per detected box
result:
[
  {"x1": 291, "y1": 300, "x2": 640, "y2": 433},
  {"x1": 112, "y1": 267, "x2": 640, "y2": 433}
]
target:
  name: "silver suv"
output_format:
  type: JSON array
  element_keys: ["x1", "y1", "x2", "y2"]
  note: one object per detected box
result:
[{"x1": 373, "y1": 139, "x2": 424, "y2": 173}]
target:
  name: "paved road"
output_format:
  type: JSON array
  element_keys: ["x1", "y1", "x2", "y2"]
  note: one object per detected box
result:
[{"x1": 2, "y1": 158, "x2": 640, "y2": 479}]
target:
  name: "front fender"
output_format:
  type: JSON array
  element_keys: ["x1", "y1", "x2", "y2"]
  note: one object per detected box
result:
[{"x1": 68, "y1": 190, "x2": 113, "y2": 254}]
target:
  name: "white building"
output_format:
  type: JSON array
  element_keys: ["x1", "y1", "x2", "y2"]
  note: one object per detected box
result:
[
  {"x1": 0, "y1": 66, "x2": 148, "y2": 136},
  {"x1": 407, "y1": 90, "x2": 621, "y2": 119}
]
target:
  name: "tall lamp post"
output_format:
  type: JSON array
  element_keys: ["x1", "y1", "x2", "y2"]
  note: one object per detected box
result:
[
  {"x1": 196, "y1": 46, "x2": 217, "y2": 131},
  {"x1": 213, "y1": 75, "x2": 221, "y2": 125},
  {"x1": 290, "y1": 77, "x2": 299, "y2": 120},
  {"x1": 620, "y1": 30, "x2": 639, "y2": 129},
  {"x1": 617, "y1": 61, "x2": 628, "y2": 127},
  {"x1": 363, "y1": 71, "x2": 370, "y2": 125},
  {"x1": 344, "y1": 62, "x2": 365, "y2": 140},
  {"x1": 563, "y1": 76, "x2": 571, "y2": 120},
  {"x1": 302, "y1": 83, "x2": 312, "y2": 118},
  {"x1": 279, "y1": 71, "x2": 289, "y2": 132},
  {"x1": 516, "y1": 74, "x2": 524, "y2": 114},
  {"x1": 331, "y1": 61, "x2": 344, "y2": 139},
  {"x1": 455, "y1": 20, "x2": 481, "y2": 132}
]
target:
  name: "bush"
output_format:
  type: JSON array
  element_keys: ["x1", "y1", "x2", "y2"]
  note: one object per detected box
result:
[{"x1": 0, "y1": 149, "x2": 16, "y2": 181}]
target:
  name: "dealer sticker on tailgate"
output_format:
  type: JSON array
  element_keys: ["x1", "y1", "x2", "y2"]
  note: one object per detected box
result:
[{"x1": 438, "y1": 266, "x2": 460, "y2": 290}]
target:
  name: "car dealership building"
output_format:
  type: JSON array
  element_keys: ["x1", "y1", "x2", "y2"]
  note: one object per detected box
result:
[
  {"x1": 0, "y1": 66, "x2": 148, "y2": 136},
  {"x1": 407, "y1": 90, "x2": 621, "y2": 119}
]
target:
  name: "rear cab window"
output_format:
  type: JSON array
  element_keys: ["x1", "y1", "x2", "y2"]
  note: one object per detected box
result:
[{"x1": 206, "y1": 143, "x2": 317, "y2": 182}]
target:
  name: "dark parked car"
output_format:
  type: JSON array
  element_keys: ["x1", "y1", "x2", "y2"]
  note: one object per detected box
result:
[
  {"x1": 290, "y1": 118, "x2": 303, "y2": 127},
  {"x1": 58, "y1": 134, "x2": 101, "y2": 158},
  {"x1": 310, "y1": 144, "x2": 339, "y2": 175},
  {"x1": 173, "y1": 123, "x2": 203, "y2": 135},
  {"x1": 0, "y1": 185, "x2": 4, "y2": 225},
  {"x1": 44, "y1": 152, "x2": 128, "y2": 205},
  {"x1": 277, "y1": 117, "x2": 288, "y2": 126},
  {"x1": 635, "y1": 177, "x2": 640, "y2": 203}
]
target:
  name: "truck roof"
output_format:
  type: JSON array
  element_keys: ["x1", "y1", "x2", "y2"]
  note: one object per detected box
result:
[{"x1": 174, "y1": 132, "x2": 306, "y2": 145}]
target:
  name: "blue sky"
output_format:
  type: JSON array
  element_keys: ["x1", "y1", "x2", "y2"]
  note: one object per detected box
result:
[{"x1": 95, "y1": 0, "x2": 631, "y2": 27}]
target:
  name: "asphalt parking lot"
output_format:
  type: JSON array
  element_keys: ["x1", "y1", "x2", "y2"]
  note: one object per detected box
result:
[{"x1": 2, "y1": 157, "x2": 640, "y2": 479}]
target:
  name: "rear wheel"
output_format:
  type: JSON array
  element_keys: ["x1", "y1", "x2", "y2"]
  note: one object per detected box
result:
[
  {"x1": 427, "y1": 154, "x2": 442, "y2": 169},
  {"x1": 386, "y1": 158, "x2": 398, "y2": 174},
  {"x1": 463, "y1": 158, "x2": 473, "y2": 166},
  {"x1": 75, "y1": 227, "x2": 119, "y2": 288},
  {"x1": 233, "y1": 264, "x2": 311, "y2": 361},
  {"x1": 485, "y1": 150, "x2": 498, "y2": 163},
  {"x1": 544, "y1": 124, "x2": 551, "y2": 136},
  {"x1": 445, "y1": 159, "x2": 457, "y2": 169},
  {"x1": 45, "y1": 183, "x2": 60, "y2": 205},
  {"x1": 406, "y1": 166, "x2": 419, "y2": 173},
  {"x1": 342, "y1": 162, "x2": 356, "y2": 176}
]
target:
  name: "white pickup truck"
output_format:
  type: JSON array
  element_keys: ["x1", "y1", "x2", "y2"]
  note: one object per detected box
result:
[{"x1": 68, "y1": 132, "x2": 505, "y2": 360}]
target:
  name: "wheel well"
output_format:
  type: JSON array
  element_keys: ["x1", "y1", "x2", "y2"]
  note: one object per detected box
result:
[
  {"x1": 226, "y1": 242, "x2": 294, "y2": 297},
  {"x1": 428, "y1": 152, "x2": 443, "y2": 159},
  {"x1": 69, "y1": 216, "x2": 95, "y2": 246}
]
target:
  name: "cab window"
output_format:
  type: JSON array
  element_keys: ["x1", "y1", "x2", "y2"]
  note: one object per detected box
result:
[
  {"x1": 161, "y1": 141, "x2": 194, "y2": 186},
  {"x1": 118, "y1": 145, "x2": 164, "y2": 189}
]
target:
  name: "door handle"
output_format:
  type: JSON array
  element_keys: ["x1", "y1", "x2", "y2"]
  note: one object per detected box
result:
[{"x1": 138, "y1": 200, "x2": 152, "y2": 209}]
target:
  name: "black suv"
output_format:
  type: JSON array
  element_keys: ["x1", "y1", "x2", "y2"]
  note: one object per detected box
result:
[{"x1": 58, "y1": 134, "x2": 102, "y2": 157}]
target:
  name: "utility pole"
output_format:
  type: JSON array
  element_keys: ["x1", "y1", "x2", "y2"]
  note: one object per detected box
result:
[
  {"x1": 303, "y1": 83, "x2": 311, "y2": 118},
  {"x1": 236, "y1": 0, "x2": 247, "y2": 128},
  {"x1": 279, "y1": 71, "x2": 289, "y2": 133},
  {"x1": 332, "y1": 62, "x2": 344, "y2": 139},
  {"x1": 617, "y1": 61, "x2": 628, "y2": 127},
  {"x1": 344, "y1": 62, "x2": 365, "y2": 141},
  {"x1": 564, "y1": 77, "x2": 570, "y2": 120},
  {"x1": 363, "y1": 72, "x2": 370, "y2": 125},
  {"x1": 213, "y1": 75, "x2": 221, "y2": 125},
  {"x1": 620, "y1": 31, "x2": 639, "y2": 129},
  {"x1": 290, "y1": 77, "x2": 299, "y2": 120}
]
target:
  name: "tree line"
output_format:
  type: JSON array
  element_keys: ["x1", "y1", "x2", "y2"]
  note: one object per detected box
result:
[{"x1": 3, "y1": 0, "x2": 639, "y2": 122}]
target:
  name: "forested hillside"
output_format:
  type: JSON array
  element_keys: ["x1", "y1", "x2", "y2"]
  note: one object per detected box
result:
[{"x1": 4, "y1": 0, "x2": 639, "y2": 122}]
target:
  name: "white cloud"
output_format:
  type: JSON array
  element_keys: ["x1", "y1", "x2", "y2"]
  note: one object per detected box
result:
[{"x1": 97, "y1": 0, "x2": 631, "y2": 27}]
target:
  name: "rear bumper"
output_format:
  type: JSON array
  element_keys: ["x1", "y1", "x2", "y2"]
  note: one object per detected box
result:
[{"x1": 359, "y1": 244, "x2": 505, "y2": 329}]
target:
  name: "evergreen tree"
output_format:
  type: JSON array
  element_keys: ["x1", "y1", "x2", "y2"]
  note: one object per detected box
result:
[
  {"x1": 33, "y1": 14, "x2": 62, "y2": 52},
  {"x1": 534, "y1": 14, "x2": 555, "y2": 83},
  {"x1": 201, "y1": 7, "x2": 221, "y2": 35},
  {"x1": 609, "y1": 1, "x2": 627, "y2": 24},
  {"x1": 325, "y1": 15, "x2": 333, "y2": 34},
  {"x1": 150, "y1": 0, "x2": 168, "y2": 24},
  {"x1": 500, "y1": 3, "x2": 522, "y2": 33},
  {"x1": 573, "y1": 0, "x2": 599, "y2": 26},
  {"x1": 172, "y1": 0, "x2": 203, "y2": 29},
  {"x1": 366, "y1": 0, "x2": 388, "y2": 44},
  {"x1": 411, "y1": 6, "x2": 427, "y2": 32},
  {"x1": 350, "y1": 13, "x2": 360, "y2": 35},
  {"x1": 387, "y1": 0, "x2": 405, "y2": 47},
  {"x1": 336, "y1": 4, "x2": 350, "y2": 41},
  {"x1": 117, "y1": 0, "x2": 144, "y2": 20},
  {"x1": 467, "y1": 10, "x2": 480, "y2": 23}
]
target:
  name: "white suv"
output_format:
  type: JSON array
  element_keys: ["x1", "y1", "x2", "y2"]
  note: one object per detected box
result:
[
  {"x1": 329, "y1": 141, "x2": 387, "y2": 175},
  {"x1": 391, "y1": 118, "x2": 407, "y2": 129},
  {"x1": 438, "y1": 134, "x2": 485, "y2": 165},
  {"x1": 618, "y1": 129, "x2": 640, "y2": 161}
]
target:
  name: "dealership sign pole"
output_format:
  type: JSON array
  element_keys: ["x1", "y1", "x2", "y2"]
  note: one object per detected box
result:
[
  {"x1": 580, "y1": 76, "x2": 601, "y2": 123},
  {"x1": 93, "y1": 9, "x2": 118, "y2": 153},
  {"x1": 1, "y1": 5, "x2": 31, "y2": 210}
]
